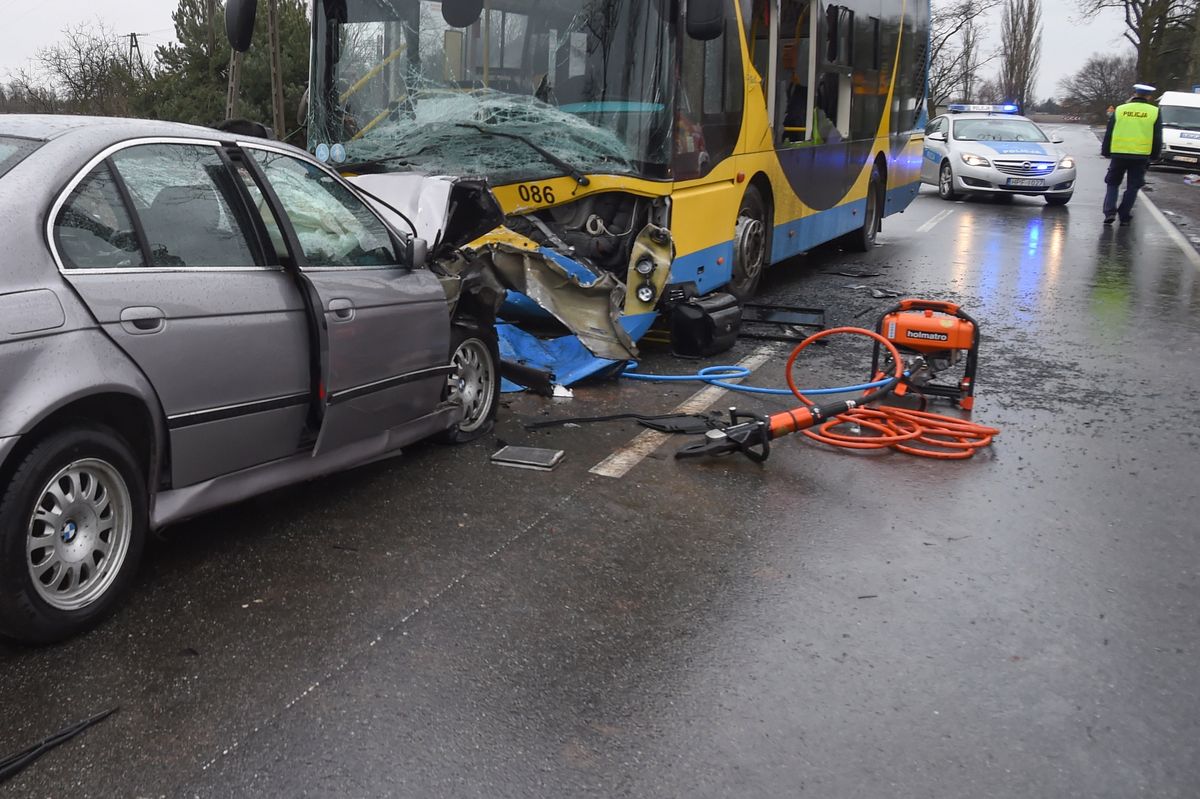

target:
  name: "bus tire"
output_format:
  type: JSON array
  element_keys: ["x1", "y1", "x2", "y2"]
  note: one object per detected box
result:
[
  {"x1": 729, "y1": 185, "x2": 769, "y2": 300},
  {"x1": 845, "y1": 165, "x2": 883, "y2": 252}
]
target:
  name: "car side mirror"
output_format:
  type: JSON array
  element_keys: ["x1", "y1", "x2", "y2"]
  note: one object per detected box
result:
[
  {"x1": 1051, "y1": 134, "x2": 1064, "y2": 144},
  {"x1": 686, "y1": 0, "x2": 724, "y2": 40},
  {"x1": 927, "y1": 131, "x2": 947, "y2": 142},
  {"x1": 226, "y1": 0, "x2": 258, "y2": 52},
  {"x1": 408, "y1": 237, "x2": 429, "y2": 270},
  {"x1": 442, "y1": 0, "x2": 483, "y2": 27}
]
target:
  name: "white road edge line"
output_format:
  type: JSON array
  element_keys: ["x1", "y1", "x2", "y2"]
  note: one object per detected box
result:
[
  {"x1": 589, "y1": 344, "x2": 780, "y2": 479},
  {"x1": 1139, "y1": 191, "x2": 1200, "y2": 271},
  {"x1": 916, "y1": 208, "x2": 955, "y2": 234}
]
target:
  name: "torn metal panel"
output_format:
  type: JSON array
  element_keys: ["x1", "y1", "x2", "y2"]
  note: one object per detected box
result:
[{"x1": 350, "y1": 170, "x2": 674, "y2": 388}]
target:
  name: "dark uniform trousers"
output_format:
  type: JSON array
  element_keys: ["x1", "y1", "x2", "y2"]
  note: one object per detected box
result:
[{"x1": 1103, "y1": 157, "x2": 1147, "y2": 221}]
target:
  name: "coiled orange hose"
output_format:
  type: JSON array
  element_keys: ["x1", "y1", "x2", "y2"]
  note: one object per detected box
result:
[{"x1": 783, "y1": 327, "x2": 999, "y2": 459}]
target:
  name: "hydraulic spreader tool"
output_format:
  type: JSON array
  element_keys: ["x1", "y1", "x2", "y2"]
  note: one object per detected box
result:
[{"x1": 675, "y1": 301, "x2": 997, "y2": 463}]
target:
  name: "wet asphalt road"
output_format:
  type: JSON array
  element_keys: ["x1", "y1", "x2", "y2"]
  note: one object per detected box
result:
[{"x1": 3, "y1": 124, "x2": 1199, "y2": 798}]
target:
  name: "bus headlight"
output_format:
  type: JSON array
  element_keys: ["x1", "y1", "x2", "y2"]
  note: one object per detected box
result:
[
  {"x1": 634, "y1": 257, "x2": 655, "y2": 277},
  {"x1": 961, "y1": 152, "x2": 991, "y2": 167},
  {"x1": 636, "y1": 283, "x2": 657, "y2": 304}
]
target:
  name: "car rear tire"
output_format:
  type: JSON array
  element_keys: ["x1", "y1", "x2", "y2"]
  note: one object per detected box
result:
[
  {"x1": 437, "y1": 322, "x2": 500, "y2": 444},
  {"x1": 938, "y1": 162, "x2": 960, "y2": 201},
  {"x1": 1045, "y1": 194, "x2": 1072, "y2": 206},
  {"x1": 728, "y1": 185, "x2": 769, "y2": 301},
  {"x1": 844, "y1": 164, "x2": 883, "y2": 252},
  {"x1": 0, "y1": 426, "x2": 147, "y2": 644}
]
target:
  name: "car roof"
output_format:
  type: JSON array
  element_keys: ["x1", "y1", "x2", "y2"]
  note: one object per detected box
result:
[
  {"x1": 0, "y1": 114, "x2": 289, "y2": 152},
  {"x1": 946, "y1": 113, "x2": 1036, "y2": 122},
  {"x1": 1158, "y1": 91, "x2": 1200, "y2": 108}
]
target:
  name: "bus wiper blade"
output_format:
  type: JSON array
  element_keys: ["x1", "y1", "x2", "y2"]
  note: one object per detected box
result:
[{"x1": 457, "y1": 123, "x2": 591, "y2": 186}]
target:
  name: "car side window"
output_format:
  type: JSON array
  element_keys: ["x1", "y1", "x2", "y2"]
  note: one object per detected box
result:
[
  {"x1": 53, "y1": 164, "x2": 145, "y2": 270},
  {"x1": 110, "y1": 144, "x2": 261, "y2": 268},
  {"x1": 247, "y1": 149, "x2": 398, "y2": 268}
]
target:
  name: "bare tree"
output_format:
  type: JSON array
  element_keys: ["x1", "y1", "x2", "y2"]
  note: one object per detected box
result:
[
  {"x1": 0, "y1": 69, "x2": 64, "y2": 114},
  {"x1": 999, "y1": 0, "x2": 1042, "y2": 109},
  {"x1": 928, "y1": 0, "x2": 1002, "y2": 113},
  {"x1": 35, "y1": 23, "x2": 141, "y2": 116},
  {"x1": 1076, "y1": 0, "x2": 1198, "y2": 89},
  {"x1": 1058, "y1": 52, "x2": 1138, "y2": 120}
]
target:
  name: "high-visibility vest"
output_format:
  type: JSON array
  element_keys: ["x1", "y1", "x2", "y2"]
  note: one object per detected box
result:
[{"x1": 1110, "y1": 102, "x2": 1159, "y2": 156}]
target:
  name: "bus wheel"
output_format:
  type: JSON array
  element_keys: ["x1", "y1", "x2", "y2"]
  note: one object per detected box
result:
[
  {"x1": 845, "y1": 165, "x2": 883, "y2": 252},
  {"x1": 730, "y1": 186, "x2": 768, "y2": 300}
]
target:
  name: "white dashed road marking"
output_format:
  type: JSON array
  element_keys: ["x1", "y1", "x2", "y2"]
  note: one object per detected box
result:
[{"x1": 916, "y1": 208, "x2": 955, "y2": 234}]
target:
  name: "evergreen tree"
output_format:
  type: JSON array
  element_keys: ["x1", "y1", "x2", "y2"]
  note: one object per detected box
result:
[{"x1": 137, "y1": 0, "x2": 310, "y2": 142}]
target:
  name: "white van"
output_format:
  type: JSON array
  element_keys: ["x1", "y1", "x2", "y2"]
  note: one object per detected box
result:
[{"x1": 1157, "y1": 91, "x2": 1200, "y2": 168}]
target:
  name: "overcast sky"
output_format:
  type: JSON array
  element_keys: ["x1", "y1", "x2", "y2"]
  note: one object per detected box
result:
[{"x1": 0, "y1": 0, "x2": 1133, "y2": 101}]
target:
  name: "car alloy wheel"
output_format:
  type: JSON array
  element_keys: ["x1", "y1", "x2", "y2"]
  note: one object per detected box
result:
[
  {"x1": 26, "y1": 458, "x2": 133, "y2": 612},
  {"x1": 939, "y1": 162, "x2": 959, "y2": 200},
  {"x1": 448, "y1": 336, "x2": 496, "y2": 435}
]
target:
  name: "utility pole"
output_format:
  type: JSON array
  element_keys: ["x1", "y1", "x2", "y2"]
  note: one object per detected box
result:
[
  {"x1": 226, "y1": 50, "x2": 242, "y2": 120},
  {"x1": 267, "y1": 0, "x2": 286, "y2": 138},
  {"x1": 127, "y1": 33, "x2": 146, "y2": 76},
  {"x1": 207, "y1": 0, "x2": 218, "y2": 58}
]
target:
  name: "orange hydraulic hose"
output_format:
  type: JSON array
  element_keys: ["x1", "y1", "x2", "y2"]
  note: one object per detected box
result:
[{"x1": 778, "y1": 327, "x2": 999, "y2": 460}]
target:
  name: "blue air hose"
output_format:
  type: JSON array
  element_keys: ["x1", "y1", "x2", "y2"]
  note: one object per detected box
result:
[{"x1": 621, "y1": 365, "x2": 896, "y2": 396}]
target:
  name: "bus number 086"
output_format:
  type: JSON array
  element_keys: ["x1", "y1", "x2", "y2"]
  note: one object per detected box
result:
[{"x1": 517, "y1": 184, "x2": 555, "y2": 204}]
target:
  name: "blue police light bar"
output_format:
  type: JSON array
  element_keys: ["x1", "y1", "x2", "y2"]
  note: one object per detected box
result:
[{"x1": 947, "y1": 103, "x2": 1020, "y2": 114}]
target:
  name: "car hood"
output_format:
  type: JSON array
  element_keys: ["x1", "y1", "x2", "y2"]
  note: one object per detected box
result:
[
  {"x1": 347, "y1": 172, "x2": 505, "y2": 261},
  {"x1": 1164, "y1": 128, "x2": 1200, "y2": 143},
  {"x1": 960, "y1": 141, "x2": 1063, "y2": 159}
]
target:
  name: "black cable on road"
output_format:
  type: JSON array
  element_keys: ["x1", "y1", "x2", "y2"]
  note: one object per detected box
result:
[{"x1": 0, "y1": 707, "x2": 119, "y2": 784}]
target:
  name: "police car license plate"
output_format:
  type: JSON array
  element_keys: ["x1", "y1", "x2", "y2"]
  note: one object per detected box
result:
[
  {"x1": 1175, "y1": 155, "x2": 1199, "y2": 164},
  {"x1": 1006, "y1": 178, "x2": 1045, "y2": 187}
]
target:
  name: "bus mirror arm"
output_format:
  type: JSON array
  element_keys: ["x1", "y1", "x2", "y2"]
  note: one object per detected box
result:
[
  {"x1": 686, "y1": 0, "x2": 725, "y2": 41},
  {"x1": 226, "y1": 0, "x2": 258, "y2": 53}
]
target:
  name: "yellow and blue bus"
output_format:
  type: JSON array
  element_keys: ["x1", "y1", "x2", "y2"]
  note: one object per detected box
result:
[{"x1": 251, "y1": 0, "x2": 929, "y2": 374}]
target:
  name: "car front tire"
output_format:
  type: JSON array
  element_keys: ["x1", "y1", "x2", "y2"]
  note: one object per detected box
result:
[
  {"x1": 0, "y1": 426, "x2": 147, "y2": 644},
  {"x1": 437, "y1": 322, "x2": 500, "y2": 444},
  {"x1": 938, "y1": 161, "x2": 960, "y2": 201}
]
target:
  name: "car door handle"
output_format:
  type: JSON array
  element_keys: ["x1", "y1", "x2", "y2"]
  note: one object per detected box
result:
[
  {"x1": 119, "y1": 306, "x2": 165, "y2": 334},
  {"x1": 327, "y1": 298, "x2": 355, "y2": 322}
]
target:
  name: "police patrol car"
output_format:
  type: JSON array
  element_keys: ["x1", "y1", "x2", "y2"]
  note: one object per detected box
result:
[{"x1": 921, "y1": 104, "x2": 1077, "y2": 205}]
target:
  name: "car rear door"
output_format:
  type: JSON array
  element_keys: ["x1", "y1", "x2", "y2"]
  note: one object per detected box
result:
[
  {"x1": 236, "y1": 144, "x2": 451, "y2": 455},
  {"x1": 51, "y1": 139, "x2": 312, "y2": 487}
]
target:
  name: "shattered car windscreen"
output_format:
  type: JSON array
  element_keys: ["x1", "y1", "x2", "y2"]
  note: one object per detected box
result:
[
  {"x1": 0, "y1": 136, "x2": 43, "y2": 179},
  {"x1": 311, "y1": 0, "x2": 674, "y2": 181}
]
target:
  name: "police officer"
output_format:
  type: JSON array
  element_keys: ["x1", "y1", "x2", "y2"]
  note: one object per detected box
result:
[{"x1": 1100, "y1": 83, "x2": 1163, "y2": 225}]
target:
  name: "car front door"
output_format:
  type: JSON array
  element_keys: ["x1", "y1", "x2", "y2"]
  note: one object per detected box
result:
[
  {"x1": 921, "y1": 117, "x2": 948, "y2": 182},
  {"x1": 238, "y1": 144, "x2": 451, "y2": 455},
  {"x1": 52, "y1": 140, "x2": 312, "y2": 487}
]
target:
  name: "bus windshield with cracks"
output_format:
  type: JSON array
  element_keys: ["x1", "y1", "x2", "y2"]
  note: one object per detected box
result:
[{"x1": 310, "y1": 0, "x2": 676, "y2": 182}]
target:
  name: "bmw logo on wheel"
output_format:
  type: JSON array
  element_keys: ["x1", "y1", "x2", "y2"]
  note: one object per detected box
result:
[{"x1": 61, "y1": 521, "x2": 78, "y2": 544}]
